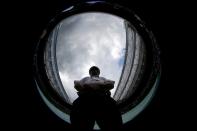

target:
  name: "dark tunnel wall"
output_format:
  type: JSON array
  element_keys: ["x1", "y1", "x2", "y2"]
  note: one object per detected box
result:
[{"x1": 2, "y1": 0, "x2": 194, "y2": 130}]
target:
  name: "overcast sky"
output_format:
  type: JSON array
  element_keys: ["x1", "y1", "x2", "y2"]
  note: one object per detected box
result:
[{"x1": 55, "y1": 12, "x2": 126, "y2": 103}]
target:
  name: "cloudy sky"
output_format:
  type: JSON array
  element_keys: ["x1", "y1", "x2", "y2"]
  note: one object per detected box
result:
[{"x1": 55, "y1": 12, "x2": 126, "y2": 103}]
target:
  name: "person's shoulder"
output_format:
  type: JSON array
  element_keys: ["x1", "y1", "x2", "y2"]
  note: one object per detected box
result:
[
  {"x1": 100, "y1": 77, "x2": 115, "y2": 83},
  {"x1": 80, "y1": 76, "x2": 90, "y2": 81},
  {"x1": 99, "y1": 77, "x2": 108, "y2": 81}
]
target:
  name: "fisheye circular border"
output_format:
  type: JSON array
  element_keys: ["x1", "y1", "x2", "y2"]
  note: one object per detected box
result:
[{"x1": 33, "y1": 0, "x2": 161, "y2": 126}]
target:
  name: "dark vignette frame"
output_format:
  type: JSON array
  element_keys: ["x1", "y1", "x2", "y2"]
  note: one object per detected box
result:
[{"x1": 32, "y1": 0, "x2": 161, "y2": 123}]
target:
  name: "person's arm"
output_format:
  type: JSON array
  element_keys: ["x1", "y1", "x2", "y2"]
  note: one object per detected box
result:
[
  {"x1": 83, "y1": 79, "x2": 115, "y2": 91},
  {"x1": 83, "y1": 81, "x2": 101, "y2": 90},
  {"x1": 74, "y1": 77, "x2": 93, "y2": 91},
  {"x1": 102, "y1": 80, "x2": 115, "y2": 90},
  {"x1": 74, "y1": 80, "x2": 84, "y2": 91}
]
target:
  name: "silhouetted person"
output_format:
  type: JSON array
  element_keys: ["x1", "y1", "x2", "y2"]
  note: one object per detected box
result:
[{"x1": 70, "y1": 66, "x2": 123, "y2": 131}]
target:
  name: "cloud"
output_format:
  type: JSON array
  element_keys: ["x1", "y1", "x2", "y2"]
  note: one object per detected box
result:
[{"x1": 55, "y1": 12, "x2": 126, "y2": 103}]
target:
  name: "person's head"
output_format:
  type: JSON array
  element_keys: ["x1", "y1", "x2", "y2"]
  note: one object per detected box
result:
[{"x1": 89, "y1": 66, "x2": 100, "y2": 77}]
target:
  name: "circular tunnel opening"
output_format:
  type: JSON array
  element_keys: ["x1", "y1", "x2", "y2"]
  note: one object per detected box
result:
[{"x1": 33, "y1": 0, "x2": 161, "y2": 128}]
